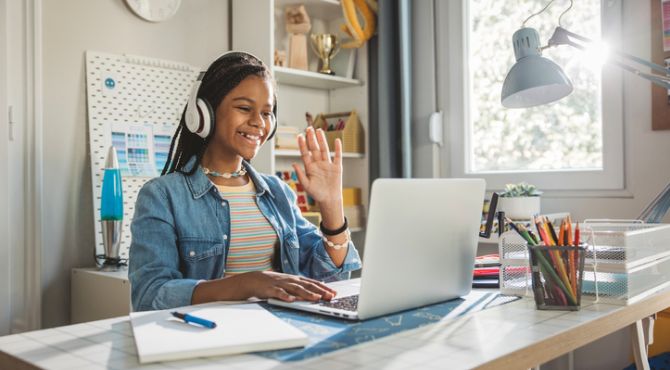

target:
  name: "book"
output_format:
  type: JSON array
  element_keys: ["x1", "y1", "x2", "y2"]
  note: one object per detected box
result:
[
  {"x1": 130, "y1": 302, "x2": 308, "y2": 364},
  {"x1": 473, "y1": 254, "x2": 501, "y2": 288},
  {"x1": 274, "y1": 126, "x2": 300, "y2": 150},
  {"x1": 474, "y1": 254, "x2": 500, "y2": 268}
]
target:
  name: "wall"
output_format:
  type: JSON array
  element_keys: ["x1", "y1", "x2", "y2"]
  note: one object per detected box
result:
[{"x1": 41, "y1": 0, "x2": 229, "y2": 328}]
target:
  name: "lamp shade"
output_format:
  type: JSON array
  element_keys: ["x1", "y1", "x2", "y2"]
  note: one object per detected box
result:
[{"x1": 501, "y1": 27, "x2": 573, "y2": 108}]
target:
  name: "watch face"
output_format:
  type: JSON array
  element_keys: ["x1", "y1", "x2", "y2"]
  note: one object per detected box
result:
[{"x1": 125, "y1": 0, "x2": 181, "y2": 22}]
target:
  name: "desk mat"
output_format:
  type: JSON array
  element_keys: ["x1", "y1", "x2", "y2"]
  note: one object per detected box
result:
[{"x1": 256, "y1": 291, "x2": 520, "y2": 362}]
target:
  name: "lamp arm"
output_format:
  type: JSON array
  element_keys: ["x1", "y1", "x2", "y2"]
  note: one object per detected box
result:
[
  {"x1": 608, "y1": 59, "x2": 670, "y2": 89},
  {"x1": 613, "y1": 50, "x2": 670, "y2": 75},
  {"x1": 547, "y1": 26, "x2": 670, "y2": 90},
  {"x1": 638, "y1": 181, "x2": 670, "y2": 223}
]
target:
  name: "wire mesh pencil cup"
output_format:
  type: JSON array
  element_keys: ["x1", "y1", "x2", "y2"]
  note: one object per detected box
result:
[{"x1": 528, "y1": 245, "x2": 586, "y2": 311}]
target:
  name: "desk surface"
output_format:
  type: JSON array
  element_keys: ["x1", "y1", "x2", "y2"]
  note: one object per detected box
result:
[{"x1": 2, "y1": 288, "x2": 670, "y2": 370}]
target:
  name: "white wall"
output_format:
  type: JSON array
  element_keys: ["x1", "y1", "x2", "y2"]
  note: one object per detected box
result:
[{"x1": 41, "y1": 0, "x2": 229, "y2": 328}]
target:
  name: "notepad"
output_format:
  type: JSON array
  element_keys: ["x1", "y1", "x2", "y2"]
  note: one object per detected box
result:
[{"x1": 130, "y1": 302, "x2": 309, "y2": 364}]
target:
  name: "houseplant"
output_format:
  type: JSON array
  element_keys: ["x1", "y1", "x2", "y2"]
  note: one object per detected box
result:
[{"x1": 498, "y1": 182, "x2": 542, "y2": 220}]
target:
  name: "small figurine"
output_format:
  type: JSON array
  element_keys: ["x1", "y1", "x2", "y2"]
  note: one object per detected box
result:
[
  {"x1": 305, "y1": 112, "x2": 314, "y2": 127},
  {"x1": 274, "y1": 49, "x2": 287, "y2": 67},
  {"x1": 285, "y1": 5, "x2": 311, "y2": 70}
]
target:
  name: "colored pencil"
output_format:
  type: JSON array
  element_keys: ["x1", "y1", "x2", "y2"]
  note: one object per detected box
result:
[
  {"x1": 566, "y1": 215, "x2": 574, "y2": 246},
  {"x1": 509, "y1": 216, "x2": 582, "y2": 307},
  {"x1": 534, "y1": 247, "x2": 577, "y2": 305},
  {"x1": 545, "y1": 216, "x2": 560, "y2": 246},
  {"x1": 538, "y1": 217, "x2": 574, "y2": 299},
  {"x1": 528, "y1": 229, "x2": 541, "y2": 244}
]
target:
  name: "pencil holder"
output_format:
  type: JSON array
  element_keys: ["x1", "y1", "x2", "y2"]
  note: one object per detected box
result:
[{"x1": 528, "y1": 245, "x2": 586, "y2": 311}]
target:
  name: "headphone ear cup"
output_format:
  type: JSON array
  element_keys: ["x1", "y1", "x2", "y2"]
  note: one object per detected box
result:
[
  {"x1": 184, "y1": 102, "x2": 198, "y2": 134},
  {"x1": 266, "y1": 105, "x2": 278, "y2": 140},
  {"x1": 195, "y1": 98, "x2": 214, "y2": 138},
  {"x1": 184, "y1": 79, "x2": 202, "y2": 135}
]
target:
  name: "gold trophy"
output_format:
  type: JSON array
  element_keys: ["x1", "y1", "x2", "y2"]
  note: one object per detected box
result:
[{"x1": 310, "y1": 33, "x2": 341, "y2": 75}]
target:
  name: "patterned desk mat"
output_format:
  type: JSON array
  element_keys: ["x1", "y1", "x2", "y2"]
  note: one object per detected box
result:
[{"x1": 256, "y1": 291, "x2": 520, "y2": 362}]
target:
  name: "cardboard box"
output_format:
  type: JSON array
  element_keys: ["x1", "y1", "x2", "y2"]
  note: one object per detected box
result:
[{"x1": 312, "y1": 110, "x2": 364, "y2": 154}]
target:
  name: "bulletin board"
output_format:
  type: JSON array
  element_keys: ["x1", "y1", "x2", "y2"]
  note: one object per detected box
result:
[
  {"x1": 85, "y1": 51, "x2": 200, "y2": 261},
  {"x1": 652, "y1": 0, "x2": 670, "y2": 130}
]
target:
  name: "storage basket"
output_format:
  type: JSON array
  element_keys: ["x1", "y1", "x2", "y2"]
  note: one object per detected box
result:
[
  {"x1": 499, "y1": 220, "x2": 670, "y2": 305},
  {"x1": 312, "y1": 110, "x2": 364, "y2": 154}
]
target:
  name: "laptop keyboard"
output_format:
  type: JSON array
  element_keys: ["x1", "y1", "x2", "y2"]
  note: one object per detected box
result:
[{"x1": 318, "y1": 295, "x2": 359, "y2": 312}]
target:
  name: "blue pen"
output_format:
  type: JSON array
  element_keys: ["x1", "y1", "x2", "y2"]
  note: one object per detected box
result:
[{"x1": 171, "y1": 311, "x2": 217, "y2": 329}]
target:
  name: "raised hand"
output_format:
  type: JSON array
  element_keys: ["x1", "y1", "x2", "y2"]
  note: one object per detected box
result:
[{"x1": 292, "y1": 126, "x2": 343, "y2": 205}]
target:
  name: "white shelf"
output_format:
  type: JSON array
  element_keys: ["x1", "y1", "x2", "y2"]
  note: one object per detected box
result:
[
  {"x1": 350, "y1": 227, "x2": 364, "y2": 233},
  {"x1": 275, "y1": 148, "x2": 364, "y2": 158},
  {"x1": 274, "y1": 67, "x2": 362, "y2": 90}
]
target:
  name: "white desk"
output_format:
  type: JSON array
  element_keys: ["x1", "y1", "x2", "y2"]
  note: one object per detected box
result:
[{"x1": 2, "y1": 288, "x2": 669, "y2": 370}]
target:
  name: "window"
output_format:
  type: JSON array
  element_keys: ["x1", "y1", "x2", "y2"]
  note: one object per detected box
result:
[{"x1": 440, "y1": 0, "x2": 624, "y2": 191}]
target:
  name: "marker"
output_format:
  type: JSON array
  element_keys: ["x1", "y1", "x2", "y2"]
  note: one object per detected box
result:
[{"x1": 171, "y1": 311, "x2": 217, "y2": 329}]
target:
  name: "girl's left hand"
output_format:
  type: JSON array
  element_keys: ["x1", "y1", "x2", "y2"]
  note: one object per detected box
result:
[{"x1": 292, "y1": 127, "x2": 342, "y2": 205}]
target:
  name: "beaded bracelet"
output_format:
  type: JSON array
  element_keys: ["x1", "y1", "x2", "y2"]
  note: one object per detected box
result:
[{"x1": 322, "y1": 229, "x2": 351, "y2": 250}]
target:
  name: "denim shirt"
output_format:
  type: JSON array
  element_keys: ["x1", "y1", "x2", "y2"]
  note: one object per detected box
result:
[{"x1": 129, "y1": 157, "x2": 362, "y2": 312}]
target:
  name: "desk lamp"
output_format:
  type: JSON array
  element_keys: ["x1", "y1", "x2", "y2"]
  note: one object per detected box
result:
[
  {"x1": 501, "y1": 0, "x2": 670, "y2": 223},
  {"x1": 99, "y1": 145, "x2": 125, "y2": 270},
  {"x1": 502, "y1": 0, "x2": 670, "y2": 109}
]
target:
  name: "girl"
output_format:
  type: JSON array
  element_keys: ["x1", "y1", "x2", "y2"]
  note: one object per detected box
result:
[{"x1": 129, "y1": 51, "x2": 361, "y2": 311}]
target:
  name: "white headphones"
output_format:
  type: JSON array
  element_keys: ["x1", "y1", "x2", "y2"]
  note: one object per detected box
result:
[
  {"x1": 183, "y1": 51, "x2": 277, "y2": 140},
  {"x1": 184, "y1": 71, "x2": 214, "y2": 138}
]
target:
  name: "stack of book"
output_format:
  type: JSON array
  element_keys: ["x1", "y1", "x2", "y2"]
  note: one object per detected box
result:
[
  {"x1": 274, "y1": 126, "x2": 300, "y2": 150},
  {"x1": 473, "y1": 254, "x2": 500, "y2": 288}
]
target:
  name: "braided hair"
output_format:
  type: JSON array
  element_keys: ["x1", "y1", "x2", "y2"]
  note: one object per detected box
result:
[{"x1": 162, "y1": 52, "x2": 277, "y2": 176}]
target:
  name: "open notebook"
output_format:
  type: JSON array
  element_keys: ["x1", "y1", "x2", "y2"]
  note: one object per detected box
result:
[{"x1": 130, "y1": 302, "x2": 308, "y2": 364}]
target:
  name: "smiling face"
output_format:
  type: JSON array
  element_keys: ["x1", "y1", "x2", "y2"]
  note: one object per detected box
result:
[{"x1": 208, "y1": 75, "x2": 275, "y2": 163}]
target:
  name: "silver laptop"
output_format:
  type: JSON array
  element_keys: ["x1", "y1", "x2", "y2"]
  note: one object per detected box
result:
[{"x1": 268, "y1": 178, "x2": 486, "y2": 320}]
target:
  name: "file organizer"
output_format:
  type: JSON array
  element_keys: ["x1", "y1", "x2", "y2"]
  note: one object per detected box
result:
[
  {"x1": 500, "y1": 220, "x2": 670, "y2": 305},
  {"x1": 85, "y1": 51, "x2": 199, "y2": 261}
]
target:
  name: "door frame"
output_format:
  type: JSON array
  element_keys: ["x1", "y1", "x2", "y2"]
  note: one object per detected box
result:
[
  {"x1": 0, "y1": 0, "x2": 11, "y2": 335},
  {"x1": 2, "y1": 0, "x2": 42, "y2": 333}
]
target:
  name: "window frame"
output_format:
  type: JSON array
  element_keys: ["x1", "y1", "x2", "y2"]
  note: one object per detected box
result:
[{"x1": 438, "y1": 0, "x2": 624, "y2": 191}]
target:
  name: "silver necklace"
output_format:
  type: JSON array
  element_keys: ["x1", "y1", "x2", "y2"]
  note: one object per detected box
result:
[{"x1": 202, "y1": 166, "x2": 247, "y2": 179}]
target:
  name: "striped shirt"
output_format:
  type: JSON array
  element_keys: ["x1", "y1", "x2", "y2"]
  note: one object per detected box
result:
[{"x1": 216, "y1": 181, "x2": 277, "y2": 276}]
